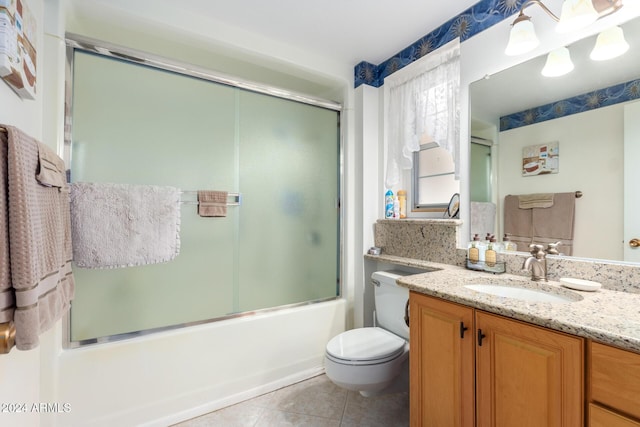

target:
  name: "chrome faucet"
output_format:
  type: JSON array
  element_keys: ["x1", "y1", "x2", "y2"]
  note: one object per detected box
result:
[
  {"x1": 545, "y1": 241, "x2": 562, "y2": 255},
  {"x1": 523, "y1": 244, "x2": 548, "y2": 282}
]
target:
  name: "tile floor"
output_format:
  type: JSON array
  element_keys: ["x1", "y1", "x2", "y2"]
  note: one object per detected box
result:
[{"x1": 173, "y1": 374, "x2": 409, "y2": 427}]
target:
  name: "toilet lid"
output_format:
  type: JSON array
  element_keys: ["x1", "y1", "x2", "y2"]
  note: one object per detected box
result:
[{"x1": 326, "y1": 327, "x2": 406, "y2": 362}]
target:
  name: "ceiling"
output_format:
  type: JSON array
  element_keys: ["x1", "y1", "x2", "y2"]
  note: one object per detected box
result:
[
  {"x1": 76, "y1": 0, "x2": 480, "y2": 66},
  {"x1": 73, "y1": 0, "x2": 639, "y2": 121}
]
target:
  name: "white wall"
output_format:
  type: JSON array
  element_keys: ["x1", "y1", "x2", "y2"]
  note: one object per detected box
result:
[
  {"x1": 497, "y1": 105, "x2": 624, "y2": 260},
  {"x1": 353, "y1": 84, "x2": 387, "y2": 327}
]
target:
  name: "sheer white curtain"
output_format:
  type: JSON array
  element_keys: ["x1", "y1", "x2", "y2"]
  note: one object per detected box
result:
[{"x1": 385, "y1": 38, "x2": 461, "y2": 189}]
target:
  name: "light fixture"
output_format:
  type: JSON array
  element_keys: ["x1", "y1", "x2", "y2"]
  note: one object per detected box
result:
[
  {"x1": 504, "y1": 0, "x2": 624, "y2": 56},
  {"x1": 505, "y1": 13, "x2": 540, "y2": 56},
  {"x1": 556, "y1": 0, "x2": 599, "y2": 33},
  {"x1": 590, "y1": 26, "x2": 630, "y2": 60},
  {"x1": 541, "y1": 47, "x2": 575, "y2": 77}
]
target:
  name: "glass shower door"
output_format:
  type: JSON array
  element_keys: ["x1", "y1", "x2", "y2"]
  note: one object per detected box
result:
[
  {"x1": 67, "y1": 48, "x2": 340, "y2": 344},
  {"x1": 69, "y1": 51, "x2": 239, "y2": 341},
  {"x1": 237, "y1": 91, "x2": 340, "y2": 311}
]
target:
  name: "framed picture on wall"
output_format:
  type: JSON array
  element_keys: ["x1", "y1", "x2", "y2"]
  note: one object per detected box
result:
[
  {"x1": 0, "y1": 0, "x2": 37, "y2": 100},
  {"x1": 522, "y1": 141, "x2": 559, "y2": 176}
]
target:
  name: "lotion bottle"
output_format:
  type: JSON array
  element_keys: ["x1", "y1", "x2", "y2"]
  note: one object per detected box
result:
[
  {"x1": 397, "y1": 190, "x2": 407, "y2": 218},
  {"x1": 485, "y1": 236, "x2": 497, "y2": 267},
  {"x1": 502, "y1": 234, "x2": 517, "y2": 252},
  {"x1": 477, "y1": 235, "x2": 487, "y2": 262},
  {"x1": 393, "y1": 196, "x2": 400, "y2": 219},
  {"x1": 468, "y1": 234, "x2": 480, "y2": 263}
]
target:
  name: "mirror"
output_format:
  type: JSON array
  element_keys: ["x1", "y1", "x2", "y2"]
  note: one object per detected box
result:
[
  {"x1": 444, "y1": 193, "x2": 460, "y2": 219},
  {"x1": 469, "y1": 16, "x2": 640, "y2": 263}
]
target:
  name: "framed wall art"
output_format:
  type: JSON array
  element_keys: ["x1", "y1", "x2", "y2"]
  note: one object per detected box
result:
[
  {"x1": 522, "y1": 141, "x2": 559, "y2": 176},
  {"x1": 0, "y1": 0, "x2": 37, "y2": 99}
]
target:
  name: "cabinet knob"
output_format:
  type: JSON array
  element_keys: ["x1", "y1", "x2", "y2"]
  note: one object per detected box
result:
[
  {"x1": 460, "y1": 322, "x2": 469, "y2": 338},
  {"x1": 630, "y1": 238, "x2": 640, "y2": 248},
  {"x1": 404, "y1": 299, "x2": 410, "y2": 327},
  {"x1": 478, "y1": 329, "x2": 486, "y2": 346}
]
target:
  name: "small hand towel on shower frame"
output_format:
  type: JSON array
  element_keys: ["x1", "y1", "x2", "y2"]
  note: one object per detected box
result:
[{"x1": 197, "y1": 190, "x2": 228, "y2": 217}]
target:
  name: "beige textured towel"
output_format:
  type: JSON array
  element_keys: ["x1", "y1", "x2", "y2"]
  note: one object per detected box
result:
[
  {"x1": 518, "y1": 193, "x2": 554, "y2": 209},
  {"x1": 0, "y1": 130, "x2": 12, "y2": 324},
  {"x1": 1, "y1": 125, "x2": 75, "y2": 350},
  {"x1": 36, "y1": 143, "x2": 66, "y2": 188},
  {"x1": 198, "y1": 190, "x2": 228, "y2": 217}
]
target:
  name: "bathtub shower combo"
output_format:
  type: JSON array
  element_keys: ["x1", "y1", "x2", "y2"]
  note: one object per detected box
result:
[{"x1": 65, "y1": 36, "x2": 341, "y2": 346}]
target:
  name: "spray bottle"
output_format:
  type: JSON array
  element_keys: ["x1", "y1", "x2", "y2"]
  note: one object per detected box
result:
[{"x1": 385, "y1": 190, "x2": 394, "y2": 218}]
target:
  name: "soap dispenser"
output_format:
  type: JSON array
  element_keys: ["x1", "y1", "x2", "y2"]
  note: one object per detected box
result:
[
  {"x1": 485, "y1": 236, "x2": 498, "y2": 267},
  {"x1": 468, "y1": 234, "x2": 480, "y2": 263},
  {"x1": 477, "y1": 234, "x2": 487, "y2": 262},
  {"x1": 502, "y1": 234, "x2": 517, "y2": 252}
]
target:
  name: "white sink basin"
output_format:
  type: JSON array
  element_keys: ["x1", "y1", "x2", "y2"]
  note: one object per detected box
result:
[{"x1": 464, "y1": 284, "x2": 576, "y2": 303}]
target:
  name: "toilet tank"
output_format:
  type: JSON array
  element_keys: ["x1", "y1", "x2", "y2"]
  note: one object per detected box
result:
[{"x1": 371, "y1": 270, "x2": 411, "y2": 340}]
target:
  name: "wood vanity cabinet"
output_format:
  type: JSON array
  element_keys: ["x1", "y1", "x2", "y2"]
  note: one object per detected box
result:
[
  {"x1": 409, "y1": 291, "x2": 475, "y2": 427},
  {"x1": 409, "y1": 291, "x2": 584, "y2": 427},
  {"x1": 475, "y1": 310, "x2": 584, "y2": 427},
  {"x1": 588, "y1": 341, "x2": 640, "y2": 427}
]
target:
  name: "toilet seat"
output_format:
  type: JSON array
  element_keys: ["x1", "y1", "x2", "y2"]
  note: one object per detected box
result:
[{"x1": 325, "y1": 327, "x2": 407, "y2": 365}]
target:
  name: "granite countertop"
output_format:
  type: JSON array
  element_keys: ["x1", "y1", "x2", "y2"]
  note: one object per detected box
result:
[{"x1": 366, "y1": 254, "x2": 640, "y2": 353}]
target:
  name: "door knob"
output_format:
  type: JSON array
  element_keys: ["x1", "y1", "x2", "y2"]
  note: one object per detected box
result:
[{"x1": 630, "y1": 238, "x2": 640, "y2": 248}]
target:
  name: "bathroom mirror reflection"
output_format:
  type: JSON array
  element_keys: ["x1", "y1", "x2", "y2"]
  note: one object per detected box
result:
[{"x1": 469, "y1": 16, "x2": 640, "y2": 263}]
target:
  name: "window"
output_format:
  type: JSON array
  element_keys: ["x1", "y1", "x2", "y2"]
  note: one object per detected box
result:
[
  {"x1": 413, "y1": 143, "x2": 459, "y2": 211},
  {"x1": 384, "y1": 38, "x2": 460, "y2": 216}
]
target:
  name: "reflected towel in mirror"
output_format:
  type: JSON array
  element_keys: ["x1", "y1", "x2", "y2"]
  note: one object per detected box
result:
[
  {"x1": 518, "y1": 193, "x2": 554, "y2": 209},
  {"x1": 470, "y1": 202, "x2": 496, "y2": 239}
]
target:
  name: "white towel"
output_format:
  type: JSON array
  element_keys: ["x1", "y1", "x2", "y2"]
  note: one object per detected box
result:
[{"x1": 70, "y1": 183, "x2": 181, "y2": 268}]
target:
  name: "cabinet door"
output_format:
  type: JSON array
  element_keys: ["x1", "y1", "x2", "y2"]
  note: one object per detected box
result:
[
  {"x1": 476, "y1": 312, "x2": 584, "y2": 427},
  {"x1": 590, "y1": 341, "x2": 640, "y2": 420},
  {"x1": 590, "y1": 403, "x2": 640, "y2": 427},
  {"x1": 409, "y1": 292, "x2": 475, "y2": 427}
]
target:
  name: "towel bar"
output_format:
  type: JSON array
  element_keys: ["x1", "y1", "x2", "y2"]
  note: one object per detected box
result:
[
  {"x1": 179, "y1": 191, "x2": 241, "y2": 206},
  {"x1": 0, "y1": 322, "x2": 16, "y2": 354}
]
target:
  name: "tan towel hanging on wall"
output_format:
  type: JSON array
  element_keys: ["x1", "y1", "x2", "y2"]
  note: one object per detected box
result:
[
  {"x1": 197, "y1": 190, "x2": 228, "y2": 217},
  {"x1": 0, "y1": 125, "x2": 75, "y2": 351}
]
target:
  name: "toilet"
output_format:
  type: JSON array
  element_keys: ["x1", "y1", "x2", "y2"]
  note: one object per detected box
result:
[{"x1": 325, "y1": 270, "x2": 411, "y2": 397}]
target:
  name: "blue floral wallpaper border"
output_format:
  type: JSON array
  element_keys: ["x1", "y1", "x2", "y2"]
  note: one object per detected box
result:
[
  {"x1": 500, "y1": 78, "x2": 640, "y2": 131},
  {"x1": 354, "y1": 0, "x2": 525, "y2": 88}
]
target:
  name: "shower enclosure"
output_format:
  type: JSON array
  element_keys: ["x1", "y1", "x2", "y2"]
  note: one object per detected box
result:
[{"x1": 65, "y1": 37, "x2": 341, "y2": 345}]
